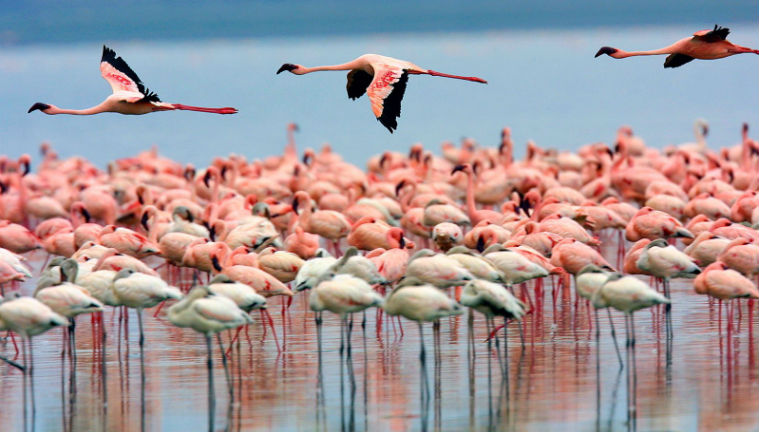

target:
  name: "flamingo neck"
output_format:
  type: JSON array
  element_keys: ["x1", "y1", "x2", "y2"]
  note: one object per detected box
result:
[
  {"x1": 301, "y1": 60, "x2": 363, "y2": 74},
  {"x1": 613, "y1": 47, "x2": 675, "y2": 58},
  {"x1": 464, "y1": 171, "x2": 477, "y2": 219},
  {"x1": 47, "y1": 104, "x2": 108, "y2": 115}
]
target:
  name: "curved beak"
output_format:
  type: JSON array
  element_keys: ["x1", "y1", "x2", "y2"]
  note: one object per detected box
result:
[
  {"x1": 277, "y1": 63, "x2": 297, "y2": 74},
  {"x1": 28, "y1": 102, "x2": 50, "y2": 113}
]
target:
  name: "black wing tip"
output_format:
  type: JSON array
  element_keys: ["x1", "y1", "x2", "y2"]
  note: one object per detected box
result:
[
  {"x1": 595, "y1": 46, "x2": 617, "y2": 58},
  {"x1": 28, "y1": 102, "x2": 50, "y2": 113},
  {"x1": 376, "y1": 71, "x2": 409, "y2": 134}
]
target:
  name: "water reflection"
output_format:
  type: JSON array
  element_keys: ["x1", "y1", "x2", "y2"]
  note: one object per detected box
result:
[{"x1": 1, "y1": 251, "x2": 758, "y2": 431}]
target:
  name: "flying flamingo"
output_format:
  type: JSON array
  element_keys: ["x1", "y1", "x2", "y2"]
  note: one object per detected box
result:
[
  {"x1": 276, "y1": 54, "x2": 486, "y2": 132},
  {"x1": 28, "y1": 46, "x2": 237, "y2": 116},
  {"x1": 595, "y1": 25, "x2": 759, "y2": 68}
]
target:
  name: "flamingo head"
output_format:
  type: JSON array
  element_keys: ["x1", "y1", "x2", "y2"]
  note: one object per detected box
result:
[
  {"x1": 594, "y1": 46, "x2": 619, "y2": 58},
  {"x1": 27, "y1": 102, "x2": 52, "y2": 114},
  {"x1": 277, "y1": 63, "x2": 303, "y2": 75},
  {"x1": 451, "y1": 163, "x2": 471, "y2": 176}
]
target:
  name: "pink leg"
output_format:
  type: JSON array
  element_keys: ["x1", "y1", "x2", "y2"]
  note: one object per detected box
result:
[{"x1": 264, "y1": 310, "x2": 281, "y2": 352}]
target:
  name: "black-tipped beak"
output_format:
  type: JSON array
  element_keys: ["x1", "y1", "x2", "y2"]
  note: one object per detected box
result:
[
  {"x1": 21, "y1": 161, "x2": 30, "y2": 176},
  {"x1": 203, "y1": 170, "x2": 211, "y2": 188},
  {"x1": 476, "y1": 236, "x2": 485, "y2": 253},
  {"x1": 212, "y1": 255, "x2": 222, "y2": 272},
  {"x1": 451, "y1": 164, "x2": 466, "y2": 175},
  {"x1": 291, "y1": 198, "x2": 299, "y2": 214},
  {"x1": 28, "y1": 102, "x2": 50, "y2": 113},
  {"x1": 277, "y1": 63, "x2": 297, "y2": 74},
  {"x1": 595, "y1": 46, "x2": 618, "y2": 58},
  {"x1": 399, "y1": 236, "x2": 406, "y2": 248},
  {"x1": 140, "y1": 212, "x2": 150, "y2": 231},
  {"x1": 395, "y1": 180, "x2": 406, "y2": 197},
  {"x1": 81, "y1": 207, "x2": 91, "y2": 223}
]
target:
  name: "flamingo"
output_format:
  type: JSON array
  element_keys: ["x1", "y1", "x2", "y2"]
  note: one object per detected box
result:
[
  {"x1": 460, "y1": 279, "x2": 526, "y2": 375},
  {"x1": 168, "y1": 285, "x2": 252, "y2": 429},
  {"x1": 595, "y1": 25, "x2": 759, "y2": 68},
  {"x1": 382, "y1": 280, "x2": 464, "y2": 400},
  {"x1": 28, "y1": 46, "x2": 237, "y2": 116},
  {"x1": 276, "y1": 54, "x2": 486, "y2": 132},
  {"x1": 591, "y1": 273, "x2": 670, "y2": 417},
  {"x1": 0, "y1": 295, "x2": 69, "y2": 424}
]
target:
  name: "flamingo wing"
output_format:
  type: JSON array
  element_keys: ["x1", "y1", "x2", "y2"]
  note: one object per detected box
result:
[
  {"x1": 366, "y1": 66, "x2": 409, "y2": 133},
  {"x1": 663, "y1": 53, "x2": 694, "y2": 68},
  {"x1": 346, "y1": 69, "x2": 373, "y2": 100},
  {"x1": 693, "y1": 25, "x2": 730, "y2": 42},
  {"x1": 100, "y1": 45, "x2": 160, "y2": 102}
]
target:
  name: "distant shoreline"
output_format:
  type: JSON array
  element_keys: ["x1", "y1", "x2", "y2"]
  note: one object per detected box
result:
[{"x1": 2, "y1": 1, "x2": 756, "y2": 46}]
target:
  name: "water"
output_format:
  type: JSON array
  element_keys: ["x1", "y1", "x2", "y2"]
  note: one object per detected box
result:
[
  {"x1": 1, "y1": 244, "x2": 757, "y2": 431},
  {"x1": 1, "y1": 24, "x2": 757, "y2": 169}
]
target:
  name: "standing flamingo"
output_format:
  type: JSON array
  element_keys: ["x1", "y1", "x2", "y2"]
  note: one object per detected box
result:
[
  {"x1": 277, "y1": 54, "x2": 486, "y2": 132},
  {"x1": 28, "y1": 46, "x2": 237, "y2": 116},
  {"x1": 595, "y1": 25, "x2": 759, "y2": 68}
]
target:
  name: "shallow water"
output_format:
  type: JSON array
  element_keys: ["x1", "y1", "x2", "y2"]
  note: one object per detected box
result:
[{"x1": 1, "y1": 241, "x2": 757, "y2": 431}]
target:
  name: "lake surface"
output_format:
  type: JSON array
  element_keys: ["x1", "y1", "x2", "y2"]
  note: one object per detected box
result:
[
  {"x1": 0, "y1": 241, "x2": 757, "y2": 431},
  {"x1": 1, "y1": 24, "x2": 757, "y2": 169}
]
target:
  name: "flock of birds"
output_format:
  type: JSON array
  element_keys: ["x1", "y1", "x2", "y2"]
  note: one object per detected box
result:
[
  {"x1": 0, "y1": 119, "x2": 758, "y2": 425},
  {"x1": 4, "y1": 22, "x2": 758, "y2": 429},
  {"x1": 27, "y1": 26, "x2": 759, "y2": 132}
]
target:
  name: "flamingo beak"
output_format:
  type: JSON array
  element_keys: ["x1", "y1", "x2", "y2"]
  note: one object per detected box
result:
[
  {"x1": 595, "y1": 46, "x2": 618, "y2": 58},
  {"x1": 28, "y1": 102, "x2": 50, "y2": 113},
  {"x1": 476, "y1": 236, "x2": 485, "y2": 253},
  {"x1": 451, "y1": 164, "x2": 466, "y2": 175},
  {"x1": 291, "y1": 198, "x2": 299, "y2": 214},
  {"x1": 395, "y1": 180, "x2": 406, "y2": 197},
  {"x1": 277, "y1": 63, "x2": 298, "y2": 74},
  {"x1": 399, "y1": 236, "x2": 406, "y2": 248}
]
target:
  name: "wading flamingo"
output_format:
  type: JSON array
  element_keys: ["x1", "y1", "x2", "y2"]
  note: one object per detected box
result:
[
  {"x1": 277, "y1": 54, "x2": 486, "y2": 132},
  {"x1": 28, "y1": 46, "x2": 237, "y2": 116},
  {"x1": 595, "y1": 25, "x2": 759, "y2": 68}
]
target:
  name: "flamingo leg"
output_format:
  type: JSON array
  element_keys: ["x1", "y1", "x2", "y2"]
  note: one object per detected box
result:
[
  {"x1": 216, "y1": 334, "x2": 233, "y2": 401},
  {"x1": 607, "y1": 308, "x2": 624, "y2": 369},
  {"x1": 205, "y1": 334, "x2": 216, "y2": 431}
]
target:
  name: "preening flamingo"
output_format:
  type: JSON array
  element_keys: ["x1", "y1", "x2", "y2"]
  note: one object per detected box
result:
[
  {"x1": 28, "y1": 46, "x2": 237, "y2": 116},
  {"x1": 595, "y1": 25, "x2": 759, "y2": 68},
  {"x1": 276, "y1": 54, "x2": 486, "y2": 132}
]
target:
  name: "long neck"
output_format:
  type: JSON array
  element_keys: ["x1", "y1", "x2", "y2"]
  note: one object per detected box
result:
[
  {"x1": 48, "y1": 103, "x2": 108, "y2": 115},
  {"x1": 301, "y1": 60, "x2": 362, "y2": 74},
  {"x1": 464, "y1": 171, "x2": 477, "y2": 218},
  {"x1": 615, "y1": 46, "x2": 675, "y2": 58}
]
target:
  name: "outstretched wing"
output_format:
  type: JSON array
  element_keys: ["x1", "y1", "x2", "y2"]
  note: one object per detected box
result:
[
  {"x1": 663, "y1": 53, "x2": 695, "y2": 68},
  {"x1": 346, "y1": 69, "x2": 373, "y2": 100},
  {"x1": 366, "y1": 66, "x2": 409, "y2": 133},
  {"x1": 100, "y1": 45, "x2": 160, "y2": 102},
  {"x1": 693, "y1": 25, "x2": 730, "y2": 43}
]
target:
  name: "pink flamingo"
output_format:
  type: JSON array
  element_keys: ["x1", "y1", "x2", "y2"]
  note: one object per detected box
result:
[
  {"x1": 277, "y1": 54, "x2": 486, "y2": 132},
  {"x1": 28, "y1": 46, "x2": 237, "y2": 116},
  {"x1": 596, "y1": 25, "x2": 758, "y2": 68}
]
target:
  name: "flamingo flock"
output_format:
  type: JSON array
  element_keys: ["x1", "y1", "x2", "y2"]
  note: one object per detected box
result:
[
  {"x1": 1, "y1": 119, "x2": 757, "y2": 427},
  {"x1": 3, "y1": 24, "x2": 758, "y2": 430}
]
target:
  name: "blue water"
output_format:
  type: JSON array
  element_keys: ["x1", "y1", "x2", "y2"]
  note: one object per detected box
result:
[{"x1": 1, "y1": 24, "x2": 757, "y2": 169}]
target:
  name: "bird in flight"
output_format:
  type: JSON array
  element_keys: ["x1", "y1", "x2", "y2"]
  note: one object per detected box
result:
[
  {"x1": 595, "y1": 25, "x2": 759, "y2": 68},
  {"x1": 276, "y1": 54, "x2": 486, "y2": 133},
  {"x1": 28, "y1": 45, "x2": 238, "y2": 116}
]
